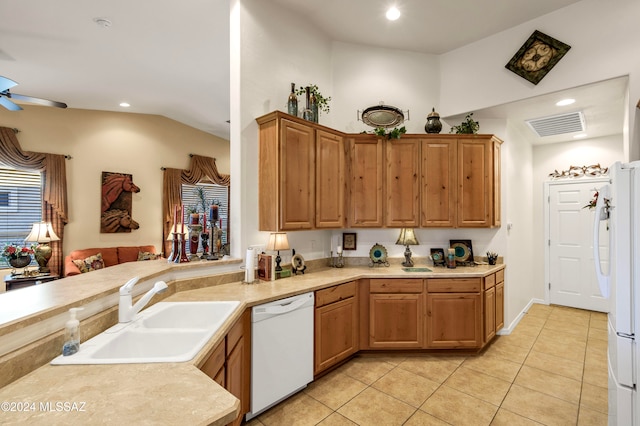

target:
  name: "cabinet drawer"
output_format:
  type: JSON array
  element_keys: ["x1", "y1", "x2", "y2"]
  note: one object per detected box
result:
[
  {"x1": 316, "y1": 281, "x2": 356, "y2": 307},
  {"x1": 227, "y1": 317, "x2": 244, "y2": 356},
  {"x1": 496, "y1": 269, "x2": 504, "y2": 284},
  {"x1": 370, "y1": 279, "x2": 423, "y2": 293},
  {"x1": 427, "y1": 278, "x2": 480, "y2": 293},
  {"x1": 483, "y1": 274, "x2": 496, "y2": 290}
]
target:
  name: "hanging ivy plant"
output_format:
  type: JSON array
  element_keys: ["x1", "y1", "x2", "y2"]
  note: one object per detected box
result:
[{"x1": 374, "y1": 126, "x2": 406, "y2": 140}]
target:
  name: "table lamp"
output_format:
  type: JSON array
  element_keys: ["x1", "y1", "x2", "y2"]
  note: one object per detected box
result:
[
  {"x1": 266, "y1": 232, "x2": 290, "y2": 271},
  {"x1": 396, "y1": 228, "x2": 419, "y2": 267},
  {"x1": 25, "y1": 221, "x2": 60, "y2": 273}
]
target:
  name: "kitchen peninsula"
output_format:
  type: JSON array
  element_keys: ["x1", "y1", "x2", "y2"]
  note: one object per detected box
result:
[{"x1": 0, "y1": 259, "x2": 505, "y2": 424}]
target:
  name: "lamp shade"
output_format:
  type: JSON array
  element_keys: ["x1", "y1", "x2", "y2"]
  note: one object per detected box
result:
[
  {"x1": 266, "y1": 232, "x2": 290, "y2": 251},
  {"x1": 25, "y1": 222, "x2": 60, "y2": 243},
  {"x1": 166, "y1": 224, "x2": 180, "y2": 241},
  {"x1": 396, "y1": 228, "x2": 419, "y2": 246}
]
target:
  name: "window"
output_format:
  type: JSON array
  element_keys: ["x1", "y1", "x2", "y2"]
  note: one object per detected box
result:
[
  {"x1": 0, "y1": 166, "x2": 43, "y2": 268},
  {"x1": 180, "y1": 182, "x2": 229, "y2": 254}
]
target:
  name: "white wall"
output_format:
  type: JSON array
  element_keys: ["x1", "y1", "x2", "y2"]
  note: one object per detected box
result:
[
  {"x1": 439, "y1": 0, "x2": 640, "y2": 161},
  {"x1": 330, "y1": 42, "x2": 440, "y2": 134},
  {"x1": 232, "y1": 0, "x2": 334, "y2": 261}
]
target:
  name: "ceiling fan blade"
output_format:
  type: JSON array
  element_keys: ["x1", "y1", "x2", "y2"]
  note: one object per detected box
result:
[
  {"x1": 9, "y1": 93, "x2": 67, "y2": 109},
  {"x1": 0, "y1": 76, "x2": 18, "y2": 93},
  {"x1": 0, "y1": 95, "x2": 23, "y2": 111}
]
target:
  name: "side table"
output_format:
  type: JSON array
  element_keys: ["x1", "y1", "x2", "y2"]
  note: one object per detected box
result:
[{"x1": 4, "y1": 273, "x2": 60, "y2": 291}]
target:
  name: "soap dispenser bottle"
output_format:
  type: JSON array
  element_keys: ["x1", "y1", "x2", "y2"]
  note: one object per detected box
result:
[{"x1": 62, "y1": 307, "x2": 84, "y2": 356}]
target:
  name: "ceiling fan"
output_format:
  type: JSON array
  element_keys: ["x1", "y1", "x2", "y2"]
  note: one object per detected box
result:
[{"x1": 0, "y1": 75, "x2": 67, "y2": 111}]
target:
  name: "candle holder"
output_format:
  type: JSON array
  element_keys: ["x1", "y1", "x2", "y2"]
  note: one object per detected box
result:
[
  {"x1": 335, "y1": 253, "x2": 345, "y2": 268},
  {"x1": 174, "y1": 233, "x2": 190, "y2": 263}
]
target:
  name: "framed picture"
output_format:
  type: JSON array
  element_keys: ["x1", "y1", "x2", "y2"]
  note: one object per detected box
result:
[
  {"x1": 430, "y1": 248, "x2": 446, "y2": 267},
  {"x1": 449, "y1": 239, "x2": 474, "y2": 265},
  {"x1": 343, "y1": 233, "x2": 357, "y2": 250},
  {"x1": 505, "y1": 30, "x2": 571, "y2": 85}
]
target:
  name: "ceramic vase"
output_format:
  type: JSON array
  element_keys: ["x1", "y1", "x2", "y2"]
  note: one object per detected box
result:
[{"x1": 425, "y1": 107, "x2": 442, "y2": 133}]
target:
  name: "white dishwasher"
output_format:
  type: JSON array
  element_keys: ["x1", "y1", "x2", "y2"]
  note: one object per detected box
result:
[{"x1": 246, "y1": 291, "x2": 314, "y2": 420}]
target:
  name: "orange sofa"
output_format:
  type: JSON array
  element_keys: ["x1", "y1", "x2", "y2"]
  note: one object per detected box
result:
[{"x1": 64, "y1": 245, "x2": 157, "y2": 277}]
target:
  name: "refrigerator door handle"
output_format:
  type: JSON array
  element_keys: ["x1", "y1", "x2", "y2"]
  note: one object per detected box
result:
[{"x1": 593, "y1": 185, "x2": 610, "y2": 298}]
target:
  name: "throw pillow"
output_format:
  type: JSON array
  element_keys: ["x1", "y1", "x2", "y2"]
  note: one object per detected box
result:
[
  {"x1": 137, "y1": 251, "x2": 160, "y2": 261},
  {"x1": 72, "y1": 253, "x2": 106, "y2": 273}
]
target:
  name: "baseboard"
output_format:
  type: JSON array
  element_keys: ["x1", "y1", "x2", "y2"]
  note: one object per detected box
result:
[{"x1": 497, "y1": 298, "x2": 547, "y2": 336}]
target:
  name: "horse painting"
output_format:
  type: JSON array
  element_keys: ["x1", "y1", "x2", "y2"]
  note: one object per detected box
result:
[
  {"x1": 101, "y1": 172, "x2": 140, "y2": 233},
  {"x1": 100, "y1": 209, "x2": 140, "y2": 233}
]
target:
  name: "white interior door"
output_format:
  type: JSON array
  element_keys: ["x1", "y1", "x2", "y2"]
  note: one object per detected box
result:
[{"x1": 547, "y1": 180, "x2": 608, "y2": 312}]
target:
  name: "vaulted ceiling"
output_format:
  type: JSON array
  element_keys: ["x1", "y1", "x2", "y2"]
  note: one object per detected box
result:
[{"x1": 1, "y1": 0, "x2": 622, "y2": 143}]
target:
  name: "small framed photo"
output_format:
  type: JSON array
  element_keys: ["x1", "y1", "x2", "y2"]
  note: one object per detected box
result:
[{"x1": 342, "y1": 233, "x2": 357, "y2": 250}]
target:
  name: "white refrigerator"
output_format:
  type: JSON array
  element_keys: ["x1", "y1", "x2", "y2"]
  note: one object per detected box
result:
[{"x1": 594, "y1": 161, "x2": 640, "y2": 425}]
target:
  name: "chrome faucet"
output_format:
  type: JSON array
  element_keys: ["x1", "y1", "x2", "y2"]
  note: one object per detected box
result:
[{"x1": 118, "y1": 277, "x2": 169, "y2": 323}]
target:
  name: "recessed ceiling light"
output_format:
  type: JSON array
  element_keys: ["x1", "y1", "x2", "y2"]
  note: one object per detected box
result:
[
  {"x1": 119, "y1": 102, "x2": 130, "y2": 108},
  {"x1": 556, "y1": 98, "x2": 575, "y2": 106},
  {"x1": 386, "y1": 6, "x2": 400, "y2": 21},
  {"x1": 573, "y1": 133, "x2": 588, "y2": 139}
]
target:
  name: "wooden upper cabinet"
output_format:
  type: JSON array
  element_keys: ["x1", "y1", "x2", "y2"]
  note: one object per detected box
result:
[
  {"x1": 421, "y1": 139, "x2": 457, "y2": 227},
  {"x1": 257, "y1": 112, "x2": 315, "y2": 231},
  {"x1": 457, "y1": 136, "x2": 502, "y2": 228},
  {"x1": 385, "y1": 139, "x2": 420, "y2": 227},
  {"x1": 348, "y1": 136, "x2": 383, "y2": 227},
  {"x1": 280, "y1": 119, "x2": 315, "y2": 230},
  {"x1": 316, "y1": 130, "x2": 346, "y2": 228}
]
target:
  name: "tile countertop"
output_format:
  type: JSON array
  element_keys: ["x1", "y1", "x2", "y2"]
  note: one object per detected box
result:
[{"x1": 0, "y1": 263, "x2": 504, "y2": 425}]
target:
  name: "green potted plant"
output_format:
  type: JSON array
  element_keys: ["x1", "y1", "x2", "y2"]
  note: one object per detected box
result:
[
  {"x1": 296, "y1": 84, "x2": 331, "y2": 122},
  {"x1": 450, "y1": 113, "x2": 480, "y2": 134},
  {"x1": 374, "y1": 126, "x2": 406, "y2": 140}
]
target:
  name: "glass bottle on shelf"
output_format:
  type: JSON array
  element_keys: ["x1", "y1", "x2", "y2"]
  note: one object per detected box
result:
[
  {"x1": 309, "y1": 90, "x2": 318, "y2": 123},
  {"x1": 302, "y1": 86, "x2": 314, "y2": 122},
  {"x1": 287, "y1": 82, "x2": 298, "y2": 117}
]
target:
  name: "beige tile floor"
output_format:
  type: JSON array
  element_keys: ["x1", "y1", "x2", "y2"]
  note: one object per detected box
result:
[{"x1": 245, "y1": 304, "x2": 608, "y2": 426}]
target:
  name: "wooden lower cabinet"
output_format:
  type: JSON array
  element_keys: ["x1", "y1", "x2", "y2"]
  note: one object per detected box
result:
[
  {"x1": 368, "y1": 279, "x2": 424, "y2": 349},
  {"x1": 314, "y1": 281, "x2": 358, "y2": 375},
  {"x1": 199, "y1": 309, "x2": 251, "y2": 426},
  {"x1": 426, "y1": 278, "x2": 482, "y2": 348}
]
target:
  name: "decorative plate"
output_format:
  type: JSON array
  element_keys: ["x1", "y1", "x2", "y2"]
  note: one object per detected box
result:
[
  {"x1": 369, "y1": 243, "x2": 388, "y2": 264},
  {"x1": 450, "y1": 242, "x2": 471, "y2": 262},
  {"x1": 361, "y1": 104, "x2": 404, "y2": 128}
]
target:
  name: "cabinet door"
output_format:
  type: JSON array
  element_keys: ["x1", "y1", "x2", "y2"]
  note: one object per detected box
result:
[
  {"x1": 369, "y1": 294, "x2": 424, "y2": 348},
  {"x1": 421, "y1": 139, "x2": 457, "y2": 227},
  {"x1": 492, "y1": 140, "x2": 502, "y2": 227},
  {"x1": 315, "y1": 297, "x2": 358, "y2": 374},
  {"x1": 457, "y1": 138, "x2": 491, "y2": 227},
  {"x1": 348, "y1": 137, "x2": 383, "y2": 227},
  {"x1": 426, "y1": 293, "x2": 482, "y2": 348},
  {"x1": 280, "y1": 119, "x2": 315, "y2": 230},
  {"x1": 199, "y1": 340, "x2": 225, "y2": 386},
  {"x1": 385, "y1": 139, "x2": 420, "y2": 227},
  {"x1": 226, "y1": 336, "x2": 245, "y2": 426},
  {"x1": 316, "y1": 130, "x2": 345, "y2": 228},
  {"x1": 496, "y1": 282, "x2": 504, "y2": 331},
  {"x1": 483, "y1": 287, "x2": 496, "y2": 343}
]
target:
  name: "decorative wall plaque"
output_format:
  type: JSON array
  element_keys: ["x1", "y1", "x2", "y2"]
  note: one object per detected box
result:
[{"x1": 505, "y1": 30, "x2": 571, "y2": 85}]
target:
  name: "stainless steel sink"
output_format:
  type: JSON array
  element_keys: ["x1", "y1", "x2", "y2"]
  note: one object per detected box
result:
[{"x1": 51, "y1": 301, "x2": 240, "y2": 365}]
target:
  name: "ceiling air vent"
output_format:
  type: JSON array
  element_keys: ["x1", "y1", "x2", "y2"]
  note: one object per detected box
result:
[{"x1": 526, "y1": 111, "x2": 586, "y2": 137}]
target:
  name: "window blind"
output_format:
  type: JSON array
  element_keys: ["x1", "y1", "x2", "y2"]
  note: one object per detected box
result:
[
  {"x1": 181, "y1": 183, "x2": 229, "y2": 254},
  {"x1": 0, "y1": 166, "x2": 43, "y2": 267}
]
